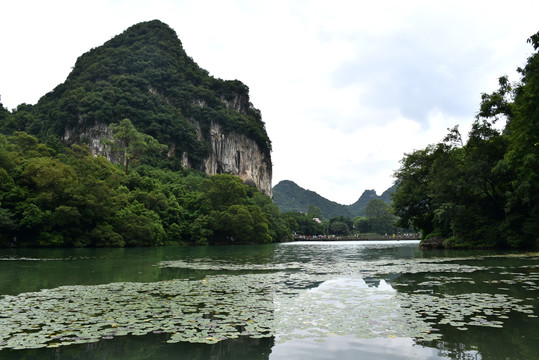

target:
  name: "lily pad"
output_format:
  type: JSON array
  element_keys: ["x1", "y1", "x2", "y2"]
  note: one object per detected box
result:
[{"x1": 0, "y1": 251, "x2": 537, "y2": 350}]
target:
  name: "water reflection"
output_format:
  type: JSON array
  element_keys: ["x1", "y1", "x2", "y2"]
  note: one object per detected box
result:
[
  {"x1": 271, "y1": 336, "x2": 451, "y2": 360},
  {"x1": 273, "y1": 276, "x2": 435, "y2": 344},
  {"x1": 0, "y1": 242, "x2": 537, "y2": 359},
  {"x1": 1, "y1": 334, "x2": 451, "y2": 360},
  {"x1": 0, "y1": 334, "x2": 274, "y2": 360}
]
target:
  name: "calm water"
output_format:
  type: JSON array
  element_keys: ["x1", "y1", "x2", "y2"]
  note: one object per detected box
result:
[{"x1": 0, "y1": 241, "x2": 538, "y2": 359}]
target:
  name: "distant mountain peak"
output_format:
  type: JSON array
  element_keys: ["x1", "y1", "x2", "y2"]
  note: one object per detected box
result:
[
  {"x1": 273, "y1": 180, "x2": 395, "y2": 218},
  {"x1": 360, "y1": 189, "x2": 378, "y2": 197}
]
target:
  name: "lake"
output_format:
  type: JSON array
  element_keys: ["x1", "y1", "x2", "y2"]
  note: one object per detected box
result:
[{"x1": 0, "y1": 241, "x2": 538, "y2": 359}]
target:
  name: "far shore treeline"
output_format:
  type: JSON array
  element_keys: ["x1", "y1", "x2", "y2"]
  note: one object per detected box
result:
[{"x1": 0, "y1": 21, "x2": 537, "y2": 249}]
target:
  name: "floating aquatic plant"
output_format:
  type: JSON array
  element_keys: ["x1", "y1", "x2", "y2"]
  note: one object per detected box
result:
[
  {"x1": 0, "y1": 252, "x2": 537, "y2": 350},
  {"x1": 0, "y1": 275, "x2": 275, "y2": 350}
]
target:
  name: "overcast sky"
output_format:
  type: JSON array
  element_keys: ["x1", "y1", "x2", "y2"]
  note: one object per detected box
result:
[{"x1": 1, "y1": 0, "x2": 538, "y2": 204}]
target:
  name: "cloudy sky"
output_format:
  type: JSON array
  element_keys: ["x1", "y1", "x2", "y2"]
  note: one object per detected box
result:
[{"x1": 1, "y1": 0, "x2": 538, "y2": 204}]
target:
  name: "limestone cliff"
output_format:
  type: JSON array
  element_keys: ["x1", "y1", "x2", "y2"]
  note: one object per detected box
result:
[
  {"x1": 192, "y1": 121, "x2": 272, "y2": 197},
  {"x1": 33, "y1": 20, "x2": 273, "y2": 197},
  {"x1": 62, "y1": 120, "x2": 272, "y2": 197}
]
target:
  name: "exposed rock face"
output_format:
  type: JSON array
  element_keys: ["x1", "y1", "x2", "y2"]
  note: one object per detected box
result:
[
  {"x1": 63, "y1": 123, "x2": 124, "y2": 165},
  {"x1": 194, "y1": 121, "x2": 272, "y2": 197},
  {"x1": 63, "y1": 123, "x2": 111, "y2": 158},
  {"x1": 419, "y1": 237, "x2": 447, "y2": 249},
  {"x1": 63, "y1": 121, "x2": 273, "y2": 197}
]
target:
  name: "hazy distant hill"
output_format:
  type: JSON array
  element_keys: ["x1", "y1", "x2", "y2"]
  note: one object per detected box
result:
[
  {"x1": 273, "y1": 180, "x2": 396, "y2": 219},
  {"x1": 272, "y1": 180, "x2": 354, "y2": 219},
  {"x1": 347, "y1": 184, "x2": 397, "y2": 216}
]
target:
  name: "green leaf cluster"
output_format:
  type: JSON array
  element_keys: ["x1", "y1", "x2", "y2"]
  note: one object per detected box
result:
[
  {"x1": 392, "y1": 32, "x2": 539, "y2": 249},
  {"x1": 0, "y1": 132, "x2": 289, "y2": 247}
]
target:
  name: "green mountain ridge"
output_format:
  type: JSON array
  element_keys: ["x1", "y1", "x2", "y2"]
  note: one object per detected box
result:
[
  {"x1": 2, "y1": 19, "x2": 271, "y2": 173},
  {"x1": 273, "y1": 180, "x2": 396, "y2": 219}
]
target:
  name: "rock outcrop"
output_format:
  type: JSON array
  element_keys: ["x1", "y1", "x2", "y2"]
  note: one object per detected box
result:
[
  {"x1": 194, "y1": 121, "x2": 272, "y2": 197},
  {"x1": 63, "y1": 120, "x2": 272, "y2": 197},
  {"x1": 33, "y1": 20, "x2": 274, "y2": 197},
  {"x1": 419, "y1": 237, "x2": 447, "y2": 249}
]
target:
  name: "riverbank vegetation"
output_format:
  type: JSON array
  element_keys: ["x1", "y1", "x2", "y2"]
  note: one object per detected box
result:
[
  {"x1": 393, "y1": 33, "x2": 539, "y2": 249},
  {"x1": 0, "y1": 20, "x2": 280, "y2": 248},
  {"x1": 0, "y1": 131, "x2": 289, "y2": 247},
  {"x1": 284, "y1": 200, "x2": 401, "y2": 237},
  {"x1": 0, "y1": 130, "x2": 398, "y2": 246}
]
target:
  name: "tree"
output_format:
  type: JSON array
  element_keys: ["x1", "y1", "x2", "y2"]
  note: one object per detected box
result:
[
  {"x1": 307, "y1": 204, "x2": 323, "y2": 220},
  {"x1": 7, "y1": 131, "x2": 54, "y2": 158},
  {"x1": 328, "y1": 221, "x2": 349, "y2": 235},
  {"x1": 392, "y1": 31, "x2": 539, "y2": 248},
  {"x1": 106, "y1": 118, "x2": 167, "y2": 174},
  {"x1": 353, "y1": 216, "x2": 370, "y2": 233},
  {"x1": 497, "y1": 33, "x2": 539, "y2": 248},
  {"x1": 284, "y1": 211, "x2": 324, "y2": 236},
  {"x1": 0, "y1": 205, "x2": 15, "y2": 245},
  {"x1": 91, "y1": 224, "x2": 125, "y2": 247},
  {"x1": 199, "y1": 174, "x2": 247, "y2": 211},
  {"x1": 328, "y1": 216, "x2": 353, "y2": 235},
  {"x1": 364, "y1": 199, "x2": 397, "y2": 235},
  {"x1": 0, "y1": 102, "x2": 10, "y2": 125},
  {"x1": 392, "y1": 146, "x2": 439, "y2": 235},
  {"x1": 114, "y1": 202, "x2": 164, "y2": 246},
  {"x1": 21, "y1": 157, "x2": 78, "y2": 204},
  {"x1": 189, "y1": 215, "x2": 213, "y2": 245}
]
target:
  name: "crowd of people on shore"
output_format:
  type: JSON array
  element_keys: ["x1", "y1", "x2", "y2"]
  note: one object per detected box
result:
[{"x1": 293, "y1": 233, "x2": 420, "y2": 241}]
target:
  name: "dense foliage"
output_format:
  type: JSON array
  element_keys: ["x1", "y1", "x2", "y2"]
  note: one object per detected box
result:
[
  {"x1": 283, "y1": 198, "x2": 399, "y2": 237},
  {"x1": 393, "y1": 33, "x2": 539, "y2": 249},
  {"x1": 282, "y1": 211, "x2": 325, "y2": 236},
  {"x1": 0, "y1": 131, "x2": 289, "y2": 247},
  {"x1": 353, "y1": 199, "x2": 399, "y2": 235},
  {"x1": 0, "y1": 20, "x2": 271, "y2": 168}
]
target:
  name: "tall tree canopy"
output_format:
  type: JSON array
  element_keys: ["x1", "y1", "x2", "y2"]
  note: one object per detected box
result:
[
  {"x1": 105, "y1": 118, "x2": 167, "y2": 174},
  {"x1": 393, "y1": 32, "x2": 539, "y2": 249},
  {"x1": 0, "y1": 132, "x2": 290, "y2": 247}
]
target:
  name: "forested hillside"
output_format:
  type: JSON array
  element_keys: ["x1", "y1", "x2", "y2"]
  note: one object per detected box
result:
[
  {"x1": 393, "y1": 32, "x2": 539, "y2": 249},
  {"x1": 272, "y1": 180, "x2": 394, "y2": 219},
  {"x1": 0, "y1": 20, "x2": 271, "y2": 169},
  {"x1": 347, "y1": 185, "x2": 396, "y2": 217},
  {"x1": 0, "y1": 131, "x2": 289, "y2": 247},
  {"x1": 0, "y1": 20, "x2": 289, "y2": 247},
  {"x1": 273, "y1": 180, "x2": 353, "y2": 219}
]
